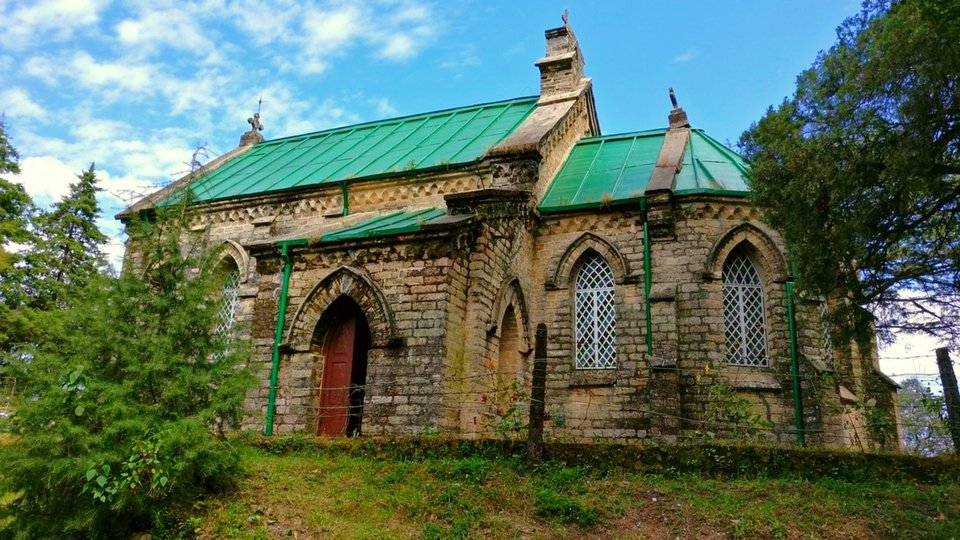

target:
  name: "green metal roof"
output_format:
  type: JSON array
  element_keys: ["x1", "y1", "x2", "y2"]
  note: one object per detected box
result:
[
  {"x1": 185, "y1": 97, "x2": 538, "y2": 203},
  {"x1": 673, "y1": 130, "x2": 751, "y2": 195},
  {"x1": 538, "y1": 128, "x2": 750, "y2": 213},
  {"x1": 317, "y1": 207, "x2": 446, "y2": 243}
]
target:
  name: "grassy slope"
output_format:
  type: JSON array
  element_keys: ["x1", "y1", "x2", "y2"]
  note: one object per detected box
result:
[{"x1": 191, "y1": 444, "x2": 960, "y2": 540}]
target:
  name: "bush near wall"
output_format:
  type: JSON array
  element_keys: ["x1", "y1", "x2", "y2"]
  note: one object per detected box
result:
[{"x1": 243, "y1": 434, "x2": 959, "y2": 484}]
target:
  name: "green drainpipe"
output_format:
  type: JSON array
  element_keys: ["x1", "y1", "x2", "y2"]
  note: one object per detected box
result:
[
  {"x1": 640, "y1": 199, "x2": 655, "y2": 423},
  {"x1": 640, "y1": 199, "x2": 653, "y2": 356},
  {"x1": 265, "y1": 239, "x2": 307, "y2": 436},
  {"x1": 341, "y1": 181, "x2": 349, "y2": 217},
  {"x1": 785, "y1": 279, "x2": 806, "y2": 445}
]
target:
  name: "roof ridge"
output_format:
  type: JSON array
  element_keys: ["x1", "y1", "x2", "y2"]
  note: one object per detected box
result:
[
  {"x1": 261, "y1": 95, "x2": 539, "y2": 145},
  {"x1": 577, "y1": 128, "x2": 668, "y2": 143}
]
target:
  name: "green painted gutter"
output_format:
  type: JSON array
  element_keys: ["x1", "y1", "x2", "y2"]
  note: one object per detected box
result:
[
  {"x1": 640, "y1": 199, "x2": 653, "y2": 356},
  {"x1": 264, "y1": 238, "x2": 308, "y2": 436},
  {"x1": 785, "y1": 279, "x2": 806, "y2": 445}
]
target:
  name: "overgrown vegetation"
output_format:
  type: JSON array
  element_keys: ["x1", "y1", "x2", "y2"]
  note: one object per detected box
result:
[
  {"x1": 900, "y1": 377, "x2": 954, "y2": 455},
  {"x1": 0, "y1": 205, "x2": 255, "y2": 538},
  {"x1": 179, "y1": 436, "x2": 960, "y2": 540}
]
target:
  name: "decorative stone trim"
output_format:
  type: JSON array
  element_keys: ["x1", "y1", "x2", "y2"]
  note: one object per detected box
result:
[
  {"x1": 547, "y1": 232, "x2": 629, "y2": 289},
  {"x1": 487, "y1": 277, "x2": 532, "y2": 353},
  {"x1": 703, "y1": 222, "x2": 788, "y2": 283},
  {"x1": 218, "y1": 239, "x2": 251, "y2": 283},
  {"x1": 285, "y1": 266, "x2": 400, "y2": 351}
]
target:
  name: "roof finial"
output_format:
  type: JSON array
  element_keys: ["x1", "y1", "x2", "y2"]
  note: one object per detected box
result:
[
  {"x1": 239, "y1": 97, "x2": 266, "y2": 147},
  {"x1": 248, "y1": 113, "x2": 263, "y2": 132},
  {"x1": 669, "y1": 87, "x2": 678, "y2": 109},
  {"x1": 562, "y1": 9, "x2": 569, "y2": 26}
]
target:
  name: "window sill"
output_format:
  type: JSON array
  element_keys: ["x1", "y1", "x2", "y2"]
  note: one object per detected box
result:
[
  {"x1": 727, "y1": 370, "x2": 782, "y2": 392},
  {"x1": 568, "y1": 369, "x2": 618, "y2": 388}
]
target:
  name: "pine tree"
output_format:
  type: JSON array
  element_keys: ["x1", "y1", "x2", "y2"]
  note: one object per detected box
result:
[
  {"x1": 1, "y1": 203, "x2": 254, "y2": 538},
  {"x1": 24, "y1": 164, "x2": 107, "y2": 310},
  {"x1": 0, "y1": 120, "x2": 35, "y2": 350},
  {"x1": 0, "y1": 119, "x2": 32, "y2": 277},
  {"x1": 740, "y1": 0, "x2": 960, "y2": 346}
]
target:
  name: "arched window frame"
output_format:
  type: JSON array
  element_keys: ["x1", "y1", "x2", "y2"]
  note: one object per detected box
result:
[
  {"x1": 573, "y1": 252, "x2": 617, "y2": 370},
  {"x1": 722, "y1": 248, "x2": 769, "y2": 366}
]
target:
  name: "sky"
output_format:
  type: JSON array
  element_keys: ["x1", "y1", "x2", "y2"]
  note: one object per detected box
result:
[{"x1": 0, "y1": 0, "x2": 948, "y2": 381}]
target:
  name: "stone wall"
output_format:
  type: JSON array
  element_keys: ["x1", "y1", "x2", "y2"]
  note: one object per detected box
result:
[
  {"x1": 527, "y1": 197, "x2": 897, "y2": 446},
  {"x1": 243, "y1": 227, "x2": 475, "y2": 435}
]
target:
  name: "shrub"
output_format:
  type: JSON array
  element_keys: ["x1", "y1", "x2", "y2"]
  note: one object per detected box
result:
[{"x1": 0, "y1": 210, "x2": 255, "y2": 538}]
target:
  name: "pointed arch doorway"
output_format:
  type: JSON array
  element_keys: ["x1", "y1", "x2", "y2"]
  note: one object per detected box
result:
[{"x1": 314, "y1": 296, "x2": 371, "y2": 436}]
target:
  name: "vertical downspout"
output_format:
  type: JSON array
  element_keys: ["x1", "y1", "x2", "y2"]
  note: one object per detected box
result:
[
  {"x1": 265, "y1": 240, "x2": 303, "y2": 435},
  {"x1": 640, "y1": 199, "x2": 653, "y2": 356},
  {"x1": 341, "y1": 181, "x2": 350, "y2": 217},
  {"x1": 641, "y1": 199, "x2": 655, "y2": 424},
  {"x1": 785, "y1": 278, "x2": 806, "y2": 445}
]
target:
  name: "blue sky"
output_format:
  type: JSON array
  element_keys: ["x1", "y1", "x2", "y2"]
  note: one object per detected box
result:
[{"x1": 0, "y1": 0, "x2": 943, "y2": 376}]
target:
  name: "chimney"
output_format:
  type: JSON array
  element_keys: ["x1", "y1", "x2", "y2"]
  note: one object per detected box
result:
[{"x1": 535, "y1": 11, "x2": 586, "y2": 101}]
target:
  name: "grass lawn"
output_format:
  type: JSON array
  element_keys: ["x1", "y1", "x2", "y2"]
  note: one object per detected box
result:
[{"x1": 189, "y1": 442, "x2": 960, "y2": 540}]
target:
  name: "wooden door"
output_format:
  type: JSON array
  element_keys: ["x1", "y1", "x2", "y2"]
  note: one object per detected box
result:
[{"x1": 318, "y1": 316, "x2": 356, "y2": 435}]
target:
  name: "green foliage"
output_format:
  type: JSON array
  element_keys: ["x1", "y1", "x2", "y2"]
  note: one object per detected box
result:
[
  {"x1": 702, "y1": 380, "x2": 763, "y2": 440},
  {"x1": 0, "y1": 119, "x2": 31, "y2": 277},
  {"x1": 899, "y1": 377, "x2": 953, "y2": 455},
  {"x1": 18, "y1": 164, "x2": 108, "y2": 310},
  {"x1": 699, "y1": 366, "x2": 768, "y2": 440},
  {"x1": 479, "y1": 359, "x2": 529, "y2": 439},
  {"x1": 429, "y1": 457, "x2": 492, "y2": 485},
  {"x1": 739, "y1": 0, "x2": 960, "y2": 346},
  {"x1": 533, "y1": 488, "x2": 597, "y2": 526},
  {"x1": 0, "y1": 205, "x2": 255, "y2": 539}
]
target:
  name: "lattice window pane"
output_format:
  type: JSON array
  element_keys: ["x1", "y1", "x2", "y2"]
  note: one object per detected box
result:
[
  {"x1": 574, "y1": 254, "x2": 617, "y2": 369},
  {"x1": 819, "y1": 300, "x2": 834, "y2": 365},
  {"x1": 723, "y1": 251, "x2": 768, "y2": 366},
  {"x1": 215, "y1": 269, "x2": 240, "y2": 339}
]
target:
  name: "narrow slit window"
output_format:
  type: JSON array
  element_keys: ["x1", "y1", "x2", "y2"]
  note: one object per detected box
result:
[
  {"x1": 723, "y1": 249, "x2": 768, "y2": 366},
  {"x1": 574, "y1": 253, "x2": 617, "y2": 369}
]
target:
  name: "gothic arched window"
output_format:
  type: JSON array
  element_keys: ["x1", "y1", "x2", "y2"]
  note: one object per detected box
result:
[
  {"x1": 723, "y1": 248, "x2": 768, "y2": 366},
  {"x1": 215, "y1": 262, "x2": 241, "y2": 339},
  {"x1": 574, "y1": 253, "x2": 617, "y2": 369}
]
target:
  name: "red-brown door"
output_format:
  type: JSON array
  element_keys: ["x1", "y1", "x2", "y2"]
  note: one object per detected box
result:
[{"x1": 317, "y1": 316, "x2": 356, "y2": 435}]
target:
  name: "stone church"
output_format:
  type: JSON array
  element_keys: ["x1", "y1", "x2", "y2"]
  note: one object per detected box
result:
[{"x1": 121, "y1": 20, "x2": 900, "y2": 449}]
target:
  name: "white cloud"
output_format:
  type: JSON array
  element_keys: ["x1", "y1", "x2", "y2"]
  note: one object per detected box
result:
[
  {"x1": 0, "y1": 0, "x2": 108, "y2": 48},
  {"x1": 115, "y1": 5, "x2": 215, "y2": 56},
  {"x1": 0, "y1": 88, "x2": 47, "y2": 120},
  {"x1": 294, "y1": 0, "x2": 438, "y2": 72},
  {"x1": 378, "y1": 34, "x2": 416, "y2": 60},
  {"x1": 18, "y1": 155, "x2": 79, "y2": 203},
  {"x1": 70, "y1": 52, "x2": 161, "y2": 94},
  {"x1": 672, "y1": 50, "x2": 698, "y2": 63},
  {"x1": 302, "y1": 4, "x2": 364, "y2": 52},
  {"x1": 22, "y1": 56, "x2": 60, "y2": 84},
  {"x1": 226, "y1": 0, "x2": 302, "y2": 46},
  {"x1": 373, "y1": 97, "x2": 397, "y2": 118}
]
